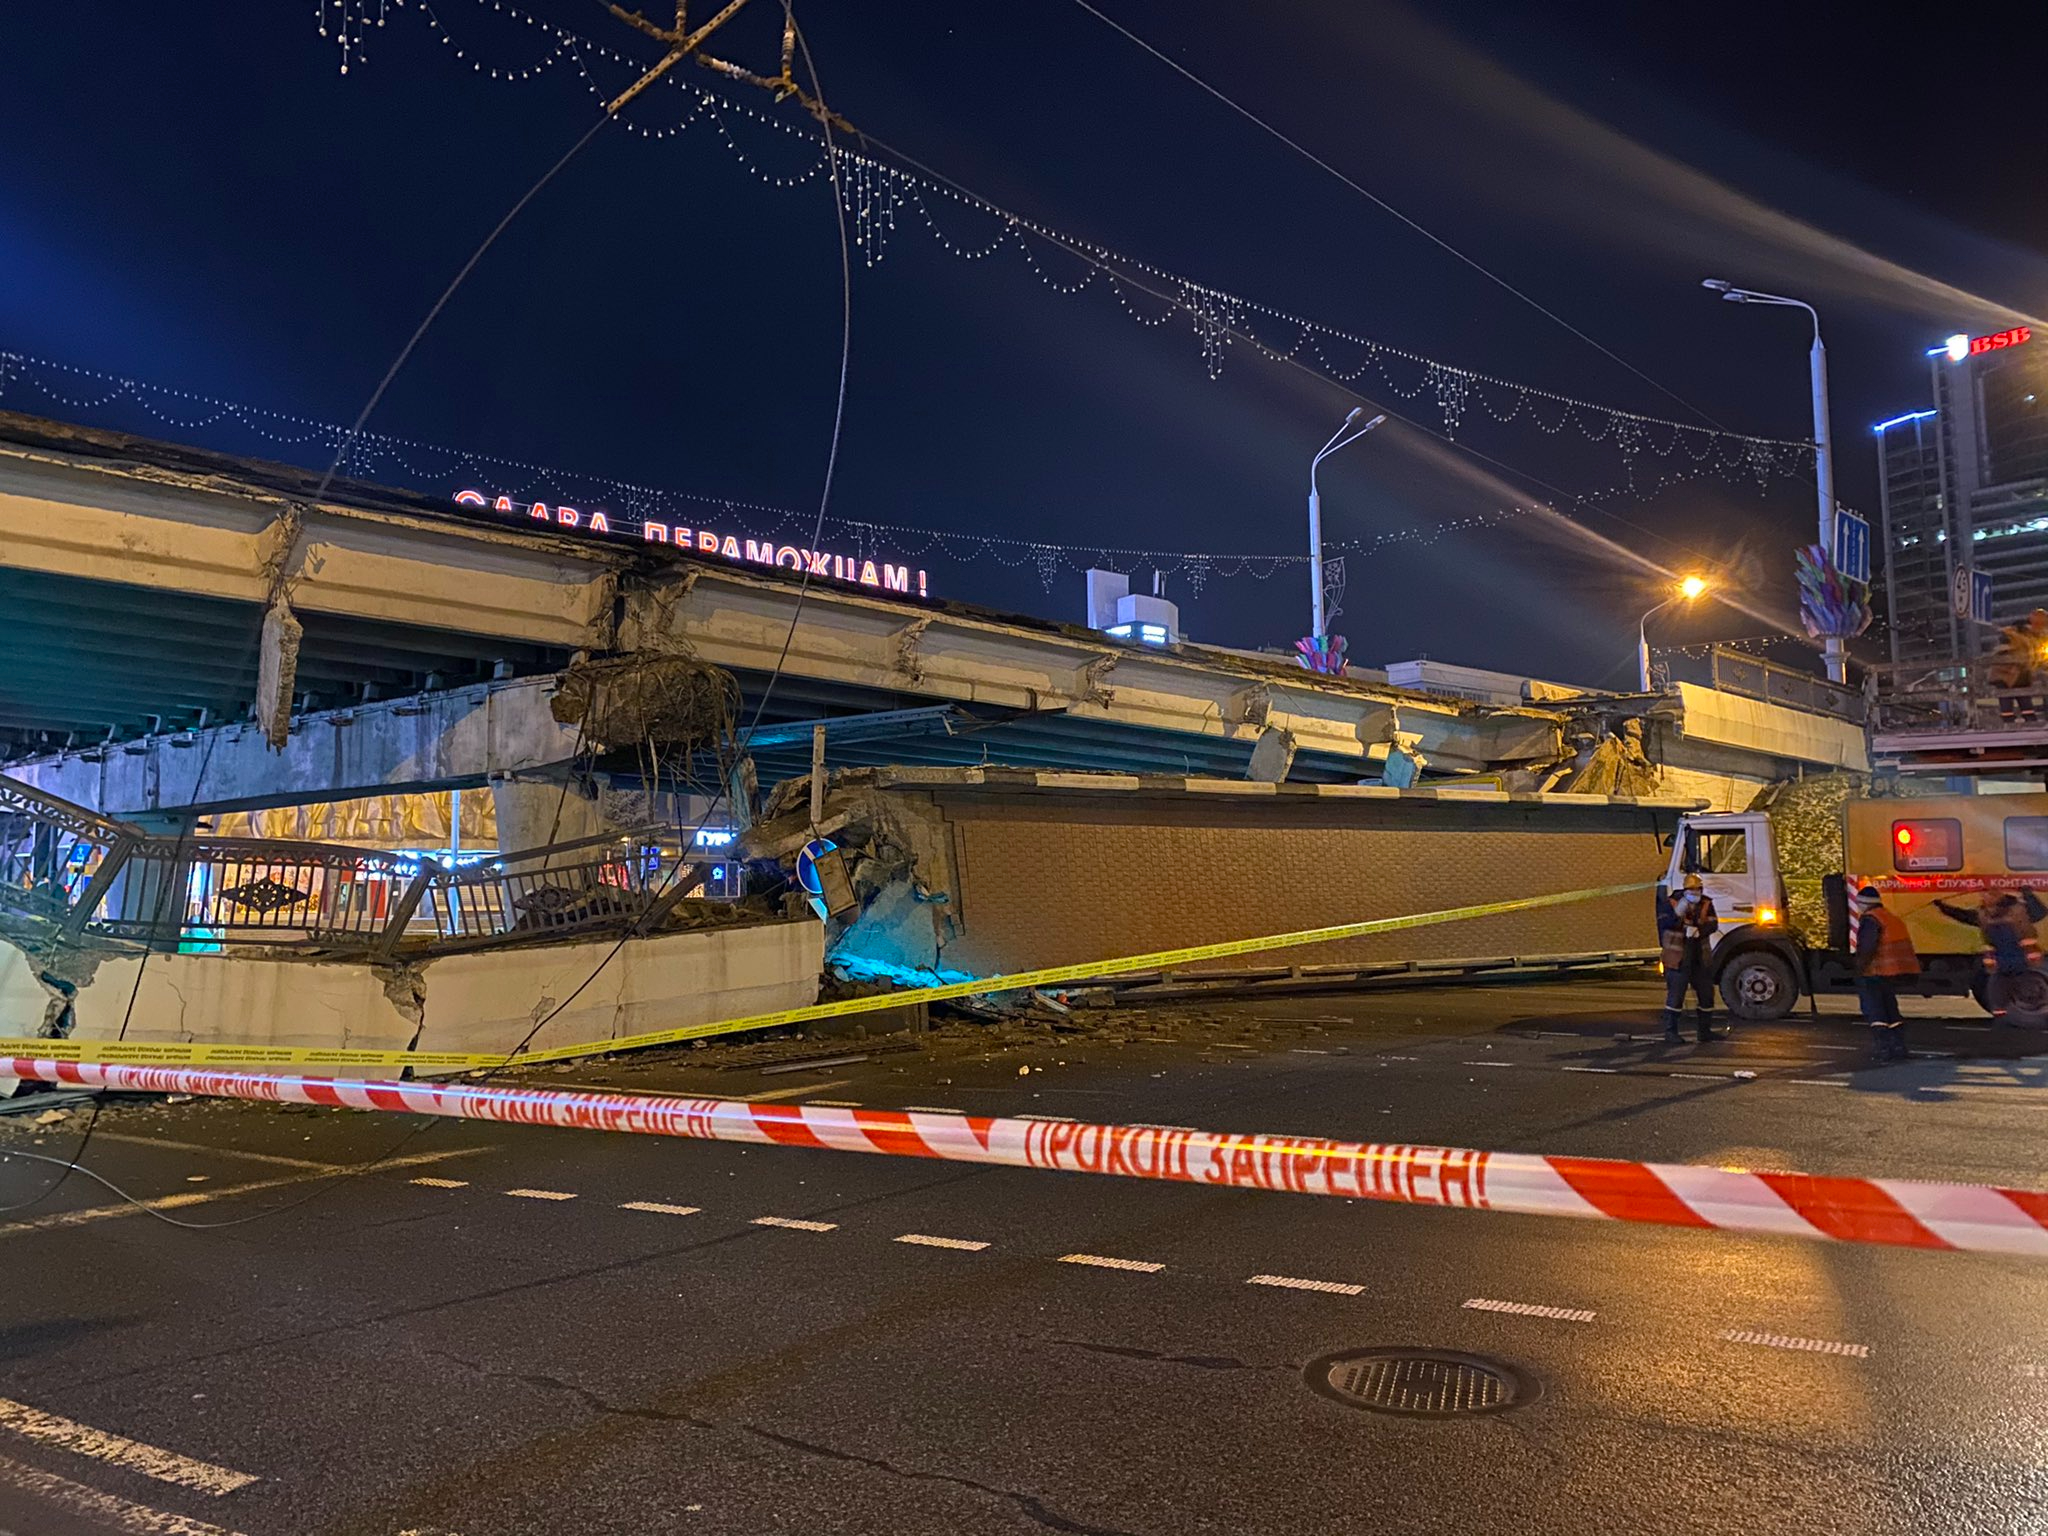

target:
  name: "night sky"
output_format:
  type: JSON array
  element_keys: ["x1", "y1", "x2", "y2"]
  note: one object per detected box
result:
[{"x1": 5, "y1": 1, "x2": 2043, "y2": 688}]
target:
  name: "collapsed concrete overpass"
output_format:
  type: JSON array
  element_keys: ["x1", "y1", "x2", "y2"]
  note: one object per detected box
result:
[{"x1": 0, "y1": 411, "x2": 1578, "y2": 818}]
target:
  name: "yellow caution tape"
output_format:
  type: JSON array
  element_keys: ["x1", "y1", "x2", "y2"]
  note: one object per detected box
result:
[{"x1": 0, "y1": 881, "x2": 1652, "y2": 1072}]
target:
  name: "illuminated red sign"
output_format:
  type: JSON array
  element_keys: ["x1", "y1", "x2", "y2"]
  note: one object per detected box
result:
[
  {"x1": 454, "y1": 489, "x2": 929, "y2": 597},
  {"x1": 1947, "y1": 326, "x2": 2033, "y2": 361}
]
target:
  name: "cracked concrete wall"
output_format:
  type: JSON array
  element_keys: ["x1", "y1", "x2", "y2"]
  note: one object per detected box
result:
[
  {"x1": 407, "y1": 920, "x2": 821, "y2": 1070},
  {"x1": 3, "y1": 921, "x2": 821, "y2": 1078}
]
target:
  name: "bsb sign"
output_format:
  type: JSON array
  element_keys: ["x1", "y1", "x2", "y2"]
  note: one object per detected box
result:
[{"x1": 453, "y1": 490, "x2": 930, "y2": 597}]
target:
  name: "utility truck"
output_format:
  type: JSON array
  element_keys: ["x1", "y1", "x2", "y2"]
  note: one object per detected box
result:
[{"x1": 1662, "y1": 791, "x2": 2048, "y2": 1023}]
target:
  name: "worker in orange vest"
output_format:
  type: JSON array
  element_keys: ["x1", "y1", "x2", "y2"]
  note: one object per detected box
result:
[
  {"x1": 1852, "y1": 885, "x2": 1919, "y2": 1062},
  {"x1": 1659, "y1": 874, "x2": 1721, "y2": 1043}
]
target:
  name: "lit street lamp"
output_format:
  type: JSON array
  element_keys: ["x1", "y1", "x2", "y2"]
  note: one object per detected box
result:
[
  {"x1": 1639, "y1": 574, "x2": 1710, "y2": 693},
  {"x1": 1701, "y1": 278, "x2": 1844, "y2": 684},
  {"x1": 1307, "y1": 406, "x2": 1386, "y2": 640}
]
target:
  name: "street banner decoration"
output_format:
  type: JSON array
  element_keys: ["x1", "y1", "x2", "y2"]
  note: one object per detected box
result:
[{"x1": 1795, "y1": 543, "x2": 1871, "y2": 640}]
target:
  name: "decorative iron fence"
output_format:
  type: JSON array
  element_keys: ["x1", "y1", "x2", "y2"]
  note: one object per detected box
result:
[{"x1": 1, "y1": 774, "x2": 708, "y2": 955}]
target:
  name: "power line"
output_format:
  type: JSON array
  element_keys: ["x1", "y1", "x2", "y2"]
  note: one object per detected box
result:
[{"x1": 1062, "y1": 0, "x2": 1741, "y2": 433}]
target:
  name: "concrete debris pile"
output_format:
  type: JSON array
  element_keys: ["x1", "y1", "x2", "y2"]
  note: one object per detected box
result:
[{"x1": 740, "y1": 770, "x2": 962, "y2": 988}]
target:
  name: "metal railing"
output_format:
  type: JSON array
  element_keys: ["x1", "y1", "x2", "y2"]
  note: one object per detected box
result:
[
  {"x1": 2, "y1": 774, "x2": 709, "y2": 956},
  {"x1": 1867, "y1": 656, "x2": 2048, "y2": 738},
  {"x1": 1704, "y1": 648, "x2": 1864, "y2": 723},
  {"x1": 414, "y1": 832, "x2": 700, "y2": 952}
]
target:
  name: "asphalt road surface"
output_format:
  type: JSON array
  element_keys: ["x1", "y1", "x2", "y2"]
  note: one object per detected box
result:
[{"x1": 4, "y1": 976, "x2": 2047, "y2": 1536}]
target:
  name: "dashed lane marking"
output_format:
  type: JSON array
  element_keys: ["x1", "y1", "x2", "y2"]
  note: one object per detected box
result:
[
  {"x1": 0, "y1": 1395, "x2": 257, "y2": 1495},
  {"x1": 0, "y1": 1451, "x2": 250, "y2": 1535},
  {"x1": 620, "y1": 1201, "x2": 700, "y2": 1217},
  {"x1": 900, "y1": 1105, "x2": 963, "y2": 1114},
  {"x1": 740, "y1": 1079, "x2": 856, "y2": 1103},
  {"x1": 809, "y1": 1100, "x2": 863, "y2": 1108},
  {"x1": 1016, "y1": 1113, "x2": 1078, "y2": 1122},
  {"x1": 1059, "y1": 1253, "x2": 1165, "y2": 1274},
  {"x1": 1562, "y1": 1066, "x2": 1619, "y2": 1074},
  {"x1": 752, "y1": 1216, "x2": 837, "y2": 1232},
  {"x1": 1718, "y1": 1329, "x2": 1869, "y2": 1358},
  {"x1": 1463, "y1": 1297, "x2": 1596, "y2": 1324},
  {"x1": 1247, "y1": 1273, "x2": 1365, "y2": 1297},
  {"x1": 894, "y1": 1233, "x2": 990, "y2": 1251},
  {"x1": 1462, "y1": 1061, "x2": 1516, "y2": 1068},
  {"x1": 0, "y1": 1149, "x2": 478, "y2": 1239},
  {"x1": 1787, "y1": 1079, "x2": 1851, "y2": 1088},
  {"x1": 409, "y1": 1177, "x2": 468, "y2": 1190},
  {"x1": 1666, "y1": 1072, "x2": 1729, "y2": 1081},
  {"x1": 503, "y1": 1188, "x2": 577, "y2": 1202}
]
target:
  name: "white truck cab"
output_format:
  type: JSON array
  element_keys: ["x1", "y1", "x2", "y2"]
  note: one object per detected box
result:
[{"x1": 1662, "y1": 812, "x2": 1782, "y2": 932}]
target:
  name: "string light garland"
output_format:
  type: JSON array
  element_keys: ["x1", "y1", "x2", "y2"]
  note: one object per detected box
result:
[
  {"x1": 0, "y1": 348, "x2": 1691, "y2": 594},
  {"x1": 350, "y1": 0, "x2": 1811, "y2": 485}
]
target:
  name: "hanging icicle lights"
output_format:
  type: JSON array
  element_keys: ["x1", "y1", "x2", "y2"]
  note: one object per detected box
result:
[
  {"x1": 0, "y1": 349, "x2": 1750, "y2": 593},
  {"x1": 342, "y1": 0, "x2": 1810, "y2": 484}
]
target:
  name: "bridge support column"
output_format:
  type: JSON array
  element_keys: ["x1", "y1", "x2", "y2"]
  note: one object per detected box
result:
[{"x1": 489, "y1": 772, "x2": 623, "y2": 859}]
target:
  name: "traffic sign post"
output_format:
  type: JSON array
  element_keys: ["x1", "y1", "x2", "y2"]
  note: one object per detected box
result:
[{"x1": 1832, "y1": 508, "x2": 1870, "y2": 584}]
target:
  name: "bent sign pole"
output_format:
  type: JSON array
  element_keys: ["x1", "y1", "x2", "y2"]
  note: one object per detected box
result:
[{"x1": 10, "y1": 1059, "x2": 2048, "y2": 1259}]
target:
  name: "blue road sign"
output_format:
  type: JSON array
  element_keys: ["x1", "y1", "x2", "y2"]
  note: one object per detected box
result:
[{"x1": 1832, "y1": 509, "x2": 1870, "y2": 584}]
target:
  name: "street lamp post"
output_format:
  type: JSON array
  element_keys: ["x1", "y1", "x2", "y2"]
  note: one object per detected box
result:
[
  {"x1": 1307, "y1": 407, "x2": 1386, "y2": 640},
  {"x1": 1638, "y1": 574, "x2": 1709, "y2": 693},
  {"x1": 1701, "y1": 279, "x2": 1844, "y2": 684}
]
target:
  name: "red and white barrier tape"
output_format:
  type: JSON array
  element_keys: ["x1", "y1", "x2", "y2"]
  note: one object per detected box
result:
[{"x1": 12, "y1": 1058, "x2": 2048, "y2": 1257}]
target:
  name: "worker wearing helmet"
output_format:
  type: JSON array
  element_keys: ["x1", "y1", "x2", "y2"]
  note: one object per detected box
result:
[{"x1": 1658, "y1": 873, "x2": 1721, "y2": 1043}]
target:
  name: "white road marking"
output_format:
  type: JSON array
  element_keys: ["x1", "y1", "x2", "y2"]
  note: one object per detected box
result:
[
  {"x1": 899, "y1": 1105, "x2": 962, "y2": 1114},
  {"x1": 0, "y1": 1395, "x2": 256, "y2": 1495},
  {"x1": 1787, "y1": 1078, "x2": 1851, "y2": 1088},
  {"x1": 1718, "y1": 1329, "x2": 1869, "y2": 1358},
  {"x1": 91, "y1": 1134, "x2": 338, "y2": 1171},
  {"x1": 503, "y1": 1188, "x2": 577, "y2": 1202},
  {"x1": 0, "y1": 1452, "x2": 250, "y2": 1535},
  {"x1": 740, "y1": 1079, "x2": 856, "y2": 1103},
  {"x1": 619, "y1": 1201, "x2": 700, "y2": 1217},
  {"x1": 1562, "y1": 1066, "x2": 1619, "y2": 1074},
  {"x1": 1289, "y1": 1048, "x2": 1332, "y2": 1055},
  {"x1": 1059, "y1": 1253, "x2": 1164, "y2": 1273},
  {"x1": 1667, "y1": 1072, "x2": 1728, "y2": 1081},
  {"x1": 752, "y1": 1216, "x2": 837, "y2": 1232},
  {"x1": 1016, "y1": 1113, "x2": 1078, "y2": 1122},
  {"x1": 409, "y1": 1177, "x2": 468, "y2": 1190},
  {"x1": 0, "y1": 1149, "x2": 478, "y2": 1239},
  {"x1": 895, "y1": 1233, "x2": 990, "y2": 1251},
  {"x1": 1247, "y1": 1273, "x2": 1364, "y2": 1297},
  {"x1": 808, "y1": 1099, "x2": 863, "y2": 1108},
  {"x1": 1383, "y1": 1055, "x2": 1420, "y2": 1060},
  {"x1": 1463, "y1": 1297, "x2": 1596, "y2": 1324},
  {"x1": 1462, "y1": 1061, "x2": 1515, "y2": 1069}
]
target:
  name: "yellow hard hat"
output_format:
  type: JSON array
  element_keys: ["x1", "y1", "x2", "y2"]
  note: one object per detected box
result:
[{"x1": 1682, "y1": 874, "x2": 1704, "y2": 892}]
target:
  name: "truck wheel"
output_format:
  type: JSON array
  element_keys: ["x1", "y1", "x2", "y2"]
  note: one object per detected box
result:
[
  {"x1": 1999, "y1": 971, "x2": 2048, "y2": 1028},
  {"x1": 1718, "y1": 950, "x2": 1797, "y2": 1020},
  {"x1": 1972, "y1": 973, "x2": 1993, "y2": 1015}
]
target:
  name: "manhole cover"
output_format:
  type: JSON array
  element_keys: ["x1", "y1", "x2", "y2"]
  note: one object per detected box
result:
[{"x1": 1306, "y1": 1348, "x2": 1535, "y2": 1416}]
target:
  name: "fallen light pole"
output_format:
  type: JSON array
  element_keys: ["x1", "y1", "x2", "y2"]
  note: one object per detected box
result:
[{"x1": 9, "y1": 1059, "x2": 2048, "y2": 1258}]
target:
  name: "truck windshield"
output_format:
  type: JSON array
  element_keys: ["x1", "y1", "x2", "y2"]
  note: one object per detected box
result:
[{"x1": 1685, "y1": 828, "x2": 1748, "y2": 874}]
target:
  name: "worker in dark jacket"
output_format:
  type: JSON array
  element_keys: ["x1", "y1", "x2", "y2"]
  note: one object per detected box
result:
[
  {"x1": 1852, "y1": 885, "x2": 1918, "y2": 1062},
  {"x1": 1934, "y1": 889, "x2": 2045, "y2": 1024},
  {"x1": 1659, "y1": 874, "x2": 1720, "y2": 1043}
]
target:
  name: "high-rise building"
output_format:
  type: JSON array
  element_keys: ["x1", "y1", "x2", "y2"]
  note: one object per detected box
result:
[{"x1": 1876, "y1": 325, "x2": 2048, "y2": 668}]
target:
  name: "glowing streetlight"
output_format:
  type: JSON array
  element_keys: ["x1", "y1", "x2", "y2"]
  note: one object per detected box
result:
[{"x1": 1639, "y1": 576, "x2": 1711, "y2": 692}]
